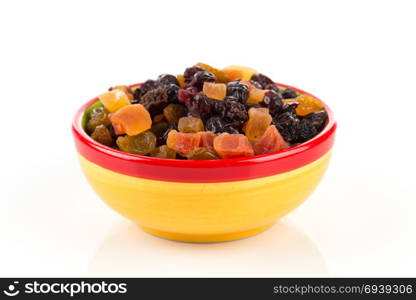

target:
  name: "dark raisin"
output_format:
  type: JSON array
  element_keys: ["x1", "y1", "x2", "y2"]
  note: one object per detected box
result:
[
  {"x1": 249, "y1": 80, "x2": 263, "y2": 89},
  {"x1": 265, "y1": 84, "x2": 283, "y2": 96},
  {"x1": 157, "y1": 74, "x2": 179, "y2": 86},
  {"x1": 140, "y1": 87, "x2": 169, "y2": 116},
  {"x1": 303, "y1": 110, "x2": 328, "y2": 131},
  {"x1": 150, "y1": 122, "x2": 170, "y2": 146},
  {"x1": 139, "y1": 79, "x2": 158, "y2": 97},
  {"x1": 226, "y1": 80, "x2": 249, "y2": 102},
  {"x1": 161, "y1": 83, "x2": 179, "y2": 103},
  {"x1": 216, "y1": 98, "x2": 248, "y2": 127},
  {"x1": 183, "y1": 66, "x2": 205, "y2": 84},
  {"x1": 188, "y1": 70, "x2": 215, "y2": 90},
  {"x1": 223, "y1": 124, "x2": 240, "y2": 134},
  {"x1": 282, "y1": 88, "x2": 298, "y2": 99},
  {"x1": 187, "y1": 93, "x2": 213, "y2": 121},
  {"x1": 274, "y1": 112, "x2": 300, "y2": 143},
  {"x1": 281, "y1": 102, "x2": 299, "y2": 115},
  {"x1": 260, "y1": 90, "x2": 283, "y2": 117},
  {"x1": 205, "y1": 116, "x2": 226, "y2": 134},
  {"x1": 250, "y1": 73, "x2": 274, "y2": 89},
  {"x1": 297, "y1": 118, "x2": 318, "y2": 142},
  {"x1": 132, "y1": 87, "x2": 142, "y2": 103}
]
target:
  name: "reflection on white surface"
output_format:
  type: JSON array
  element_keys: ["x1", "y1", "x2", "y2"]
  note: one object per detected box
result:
[{"x1": 87, "y1": 221, "x2": 327, "y2": 277}]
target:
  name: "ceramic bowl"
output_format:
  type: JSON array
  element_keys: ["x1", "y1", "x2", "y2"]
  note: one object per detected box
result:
[{"x1": 72, "y1": 83, "x2": 336, "y2": 242}]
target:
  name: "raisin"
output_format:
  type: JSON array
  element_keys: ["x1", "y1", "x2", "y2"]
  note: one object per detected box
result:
[
  {"x1": 297, "y1": 118, "x2": 319, "y2": 142},
  {"x1": 91, "y1": 125, "x2": 114, "y2": 146},
  {"x1": 178, "y1": 117, "x2": 204, "y2": 133},
  {"x1": 223, "y1": 124, "x2": 240, "y2": 134},
  {"x1": 139, "y1": 79, "x2": 158, "y2": 97},
  {"x1": 183, "y1": 66, "x2": 205, "y2": 84},
  {"x1": 260, "y1": 90, "x2": 283, "y2": 117},
  {"x1": 184, "y1": 92, "x2": 213, "y2": 121},
  {"x1": 86, "y1": 106, "x2": 111, "y2": 134},
  {"x1": 150, "y1": 122, "x2": 170, "y2": 145},
  {"x1": 250, "y1": 73, "x2": 274, "y2": 89},
  {"x1": 161, "y1": 83, "x2": 179, "y2": 103},
  {"x1": 265, "y1": 84, "x2": 283, "y2": 96},
  {"x1": 188, "y1": 70, "x2": 215, "y2": 90},
  {"x1": 282, "y1": 88, "x2": 298, "y2": 99},
  {"x1": 273, "y1": 112, "x2": 300, "y2": 143},
  {"x1": 205, "y1": 116, "x2": 226, "y2": 134},
  {"x1": 226, "y1": 80, "x2": 249, "y2": 102},
  {"x1": 140, "y1": 87, "x2": 169, "y2": 116},
  {"x1": 163, "y1": 103, "x2": 187, "y2": 124},
  {"x1": 186, "y1": 147, "x2": 219, "y2": 160},
  {"x1": 132, "y1": 87, "x2": 142, "y2": 103},
  {"x1": 303, "y1": 110, "x2": 328, "y2": 131},
  {"x1": 249, "y1": 80, "x2": 263, "y2": 89},
  {"x1": 213, "y1": 98, "x2": 248, "y2": 127},
  {"x1": 160, "y1": 123, "x2": 178, "y2": 146},
  {"x1": 150, "y1": 145, "x2": 177, "y2": 159},
  {"x1": 116, "y1": 131, "x2": 157, "y2": 155},
  {"x1": 157, "y1": 74, "x2": 179, "y2": 86}
]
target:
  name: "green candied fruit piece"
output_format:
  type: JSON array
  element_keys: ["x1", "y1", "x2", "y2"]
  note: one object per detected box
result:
[
  {"x1": 186, "y1": 147, "x2": 219, "y2": 160},
  {"x1": 86, "y1": 106, "x2": 111, "y2": 134},
  {"x1": 163, "y1": 104, "x2": 187, "y2": 124},
  {"x1": 150, "y1": 145, "x2": 176, "y2": 159},
  {"x1": 91, "y1": 125, "x2": 114, "y2": 146},
  {"x1": 116, "y1": 131, "x2": 156, "y2": 155},
  {"x1": 178, "y1": 117, "x2": 204, "y2": 133}
]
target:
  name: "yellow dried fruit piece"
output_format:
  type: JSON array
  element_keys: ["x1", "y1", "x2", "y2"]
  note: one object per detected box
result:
[
  {"x1": 243, "y1": 107, "x2": 272, "y2": 141},
  {"x1": 202, "y1": 82, "x2": 227, "y2": 100},
  {"x1": 247, "y1": 88, "x2": 267, "y2": 104},
  {"x1": 283, "y1": 95, "x2": 324, "y2": 116},
  {"x1": 222, "y1": 65, "x2": 258, "y2": 81},
  {"x1": 197, "y1": 62, "x2": 229, "y2": 83},
  {"x1": 99, "y1": 89, "x2": 131, "y2": 112},
  {"x1": 109, "y1": 104, "x2": 152, "y2": 136}
]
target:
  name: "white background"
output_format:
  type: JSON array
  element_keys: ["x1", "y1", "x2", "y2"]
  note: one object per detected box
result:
[{"x1": 0, "y1": 0, "x2": 415, "y2": 277}]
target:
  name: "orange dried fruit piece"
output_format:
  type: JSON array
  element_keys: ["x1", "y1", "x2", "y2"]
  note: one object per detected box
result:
[
  {"x1": 178, "y1": 117, "x2": 204, "y2": 133},
  {"x1": 213, "y1": 133, "x2": 254, "y2": 159},
  {"x1": 202, "y1": 82, "x2": 227, "y2": 100},
  {"x1": 177, "y1": 74, "x2": 186, "y2": 88},
  {"x1": 109, "y1": 85, "x2": 134, "y2": 101},
  {"x1": 197, "y1": 63, "x2": 229, "y2": 83},
  {"x1": 284, "y1": 95, "x2": 324, "y2": 116},
  {"x1": 186, "y1": 147, "x2": 219, "y2": 160},
  {"x1": 150, "y1": 145, "x2": 176, "y2": 159},
  {"x1": 109, "y1": 104, "x2": 152, "y2": 136},
  {"x1": 198, "y1": 131, "x2": 216, "y2": 149},
  {"x1": 116, "y1": 131, "x2": 156, "y2": 155},
  {"x1": 247, "y1": 88, "x2": 267, "y2": 104},
  {"x1": 253, "y1": 125, "x2": 289, "y2": 155},
  {"x1": 243, "y1": 107, "x2": 273, "y2": 141},
  {"x1": 166, "y1": 130, "x2": 201, "y2": 155},
  {"x1": 222, "y1": 65, "x2": 258, "y2": 81},
  {"x1": 99, "y1": 89, "x2": 131, "y2": 112}
]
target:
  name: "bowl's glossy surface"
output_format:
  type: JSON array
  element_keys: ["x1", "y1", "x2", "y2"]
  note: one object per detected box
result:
[{"x1": 73, "y1": 83, "x2": 336, "y2": 242}]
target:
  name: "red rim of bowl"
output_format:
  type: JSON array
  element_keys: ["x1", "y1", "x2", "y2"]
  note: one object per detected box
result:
[{"x1": 72, "y1": 83, "x2": 336, "y2": 183}]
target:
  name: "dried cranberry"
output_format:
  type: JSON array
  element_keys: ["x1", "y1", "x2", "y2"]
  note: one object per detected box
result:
[
  {"x1": 282, "y1": 88, "x2": 298, "y2": 99},
  {"x1": 226, "y1": 80, "x2": 249, "y2": 103},
  {"x1": 250, "y1": 73, "x2": 274, "y2": 89},
  {"x1": 188, "y1": 70, "x2": 215, "y2": 90},
  {"x1": 183, "y1": 66, "x2": 205, "y2": 84}
]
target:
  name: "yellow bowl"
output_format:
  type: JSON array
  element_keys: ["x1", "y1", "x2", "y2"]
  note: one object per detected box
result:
[{"x1": 73, "y1": 83, "x2": 336, "y2": 243}]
